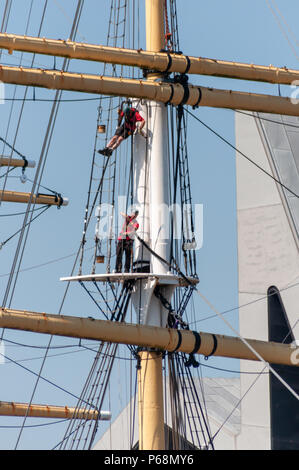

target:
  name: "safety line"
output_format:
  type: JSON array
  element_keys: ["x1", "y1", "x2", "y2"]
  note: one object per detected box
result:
[
  {"x1": 196, "y1": 288, "x2": 299, "y2": 401},
  {"x1": 136, "y1": 233, "x2": 299, "y2": 401},
  {"x1": 186, "y1": 108, "x2": 299, "y2": 200}
]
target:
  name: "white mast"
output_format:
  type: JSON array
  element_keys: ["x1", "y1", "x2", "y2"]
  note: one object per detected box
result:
[
  {"x1": 134, "y1": 0, "x2": 170, "y2": 450},
  {"x1": 149, "y1": 101, "x2": 171, "y2": 275}
]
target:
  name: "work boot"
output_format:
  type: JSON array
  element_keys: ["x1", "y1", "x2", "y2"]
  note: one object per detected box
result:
[{"x1": 97, "y1": 147, "x2": 113, "y2": 157}]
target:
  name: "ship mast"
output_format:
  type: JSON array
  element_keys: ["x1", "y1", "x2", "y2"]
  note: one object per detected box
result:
[{"x1": 137, "y1": 0, "x2": 168, "y2": 451}]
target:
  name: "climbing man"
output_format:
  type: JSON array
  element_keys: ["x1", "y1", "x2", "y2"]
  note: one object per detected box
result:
[
  {"x1": 98, "y1": 106, "x2": 146, "y2": 157},
  {"x1": 114, "y1": 210, "x2": 139, "y2": 273}
]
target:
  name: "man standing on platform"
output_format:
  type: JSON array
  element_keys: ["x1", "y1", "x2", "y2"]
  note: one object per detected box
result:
[{"x1": 114, "y1": 210, "x2": 139, "y2": 273}]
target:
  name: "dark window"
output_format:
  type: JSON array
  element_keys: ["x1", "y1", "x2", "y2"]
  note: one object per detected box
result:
[{"x1": 268, "y1": 286, "x2": 299, "y2": 450}]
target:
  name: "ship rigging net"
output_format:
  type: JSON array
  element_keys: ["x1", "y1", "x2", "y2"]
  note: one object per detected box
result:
[
  {"x1": 60, "y1": 0, "x2": 211, "y2": 451},
  {"x1": 0, "y1": 0, "x2": 215, "y2": 451}
]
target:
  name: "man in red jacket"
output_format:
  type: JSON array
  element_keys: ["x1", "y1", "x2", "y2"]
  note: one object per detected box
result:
[
  {"x1": 98, "y1": 107, "x2": 146, "y2": 157},
  {"x1": 114, "y1": 210, "x2": 139, "y2": 273}
]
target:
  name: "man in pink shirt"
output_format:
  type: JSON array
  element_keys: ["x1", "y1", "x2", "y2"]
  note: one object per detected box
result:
[
  {"x1": 115, "y1": 210, "x2": 139, "y2": 273},
  {"x1": 98, "y1": 107, "x2": 146, "y2": 157}
]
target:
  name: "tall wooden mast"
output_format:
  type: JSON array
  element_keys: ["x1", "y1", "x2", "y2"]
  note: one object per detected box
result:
[{"x1": 137, "y1": 0, "x2": 167, "y2": 451}]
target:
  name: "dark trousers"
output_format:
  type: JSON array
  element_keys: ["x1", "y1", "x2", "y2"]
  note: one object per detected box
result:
[{"x1": 115, "y1": 239, "x2": 133, "y2": 273}]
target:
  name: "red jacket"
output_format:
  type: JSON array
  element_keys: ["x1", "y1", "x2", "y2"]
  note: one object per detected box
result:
[
  {"x1": 119, "y1": 108, "x2": 144, "y2": 133},
  {"x1": 118, "y1": 216, "x2": 139, "y2": 241}
]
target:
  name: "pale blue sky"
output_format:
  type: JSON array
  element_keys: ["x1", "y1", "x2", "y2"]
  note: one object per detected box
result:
[{"x1": 0, "y1": 0, "x2": 298, "y2": 450}]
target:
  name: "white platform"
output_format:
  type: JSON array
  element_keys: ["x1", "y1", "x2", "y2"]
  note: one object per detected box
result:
[{"x1": 60, "y1": 272, "x2": 199, "y2": 287}]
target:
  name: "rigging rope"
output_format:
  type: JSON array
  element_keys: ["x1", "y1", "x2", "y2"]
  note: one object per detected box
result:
[
  {"x1": 0, "y1": 0, "x2": 35, "y2": 203},
  {"x1": 136, "y1": 231, "x2": 299, "y2": 403},
  {"x1": 58, "y1": 282, "x2": 134, "y2": 450},
  {"x1": 0, "y1": 204, "x2": 50, "y2": 249},
  {"x1": 196, "y1": 288, "x2": 299, "y2": 402},
  {"x1": 164, "y1": 0, "x2": 173, "y2": 51},
  {"x1": 265, "y1": 0, "x2": 299, "y2": 63},
  {"x1": 78, "y1": 0, "x2": 130, "y2": 274},
  {"x1": 0, "y1": 348, "x2": 97, "y2": 408},
  {"x1": 59, "y1": 0, "x2": 137, "y2": 450},
  {"x1": 11, "y1": 0, "x2": 87, "y2": 450},
  {"x1": 1, "y1": 0, "x2": 50, "y2": 310},
  {"x1": 175, "y1": 353, "x2": 214, "y2": 449},
  {"x1": 0, "y1": 136, "x2": 29, "y2": 163},
  {"x1": 235, "y1": 110, "x2": 299, "y2": 129},
  {"x1": 186, "y1": 108, "x2": 299, "y2": 200}
]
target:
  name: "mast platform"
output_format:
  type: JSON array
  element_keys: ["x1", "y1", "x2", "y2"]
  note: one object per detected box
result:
[{"x1": 60, "y1": 272, "x2": 199, "y2": 288}]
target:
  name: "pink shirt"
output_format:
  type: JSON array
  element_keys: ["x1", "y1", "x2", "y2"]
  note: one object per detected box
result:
[{"x1": 118, "y1": 216, "x2": 139, "y2": 240}]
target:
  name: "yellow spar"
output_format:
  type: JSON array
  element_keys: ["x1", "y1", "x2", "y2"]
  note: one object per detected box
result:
[
  {"x1": 0, "y1": 190, "x2": 68, "y2": 206},
  {"x1": 0, "y1": 64, "x2": 299, "y2": 115},
  {"x1": 1, "y1": 32, "x2": 299, "y2": 85},
  {"x1": 0, "y1": 401, "x2": 111, "y2": 421},
  {"x1": 0, "y1": 307, "x2": 297, "y2": 367}
]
